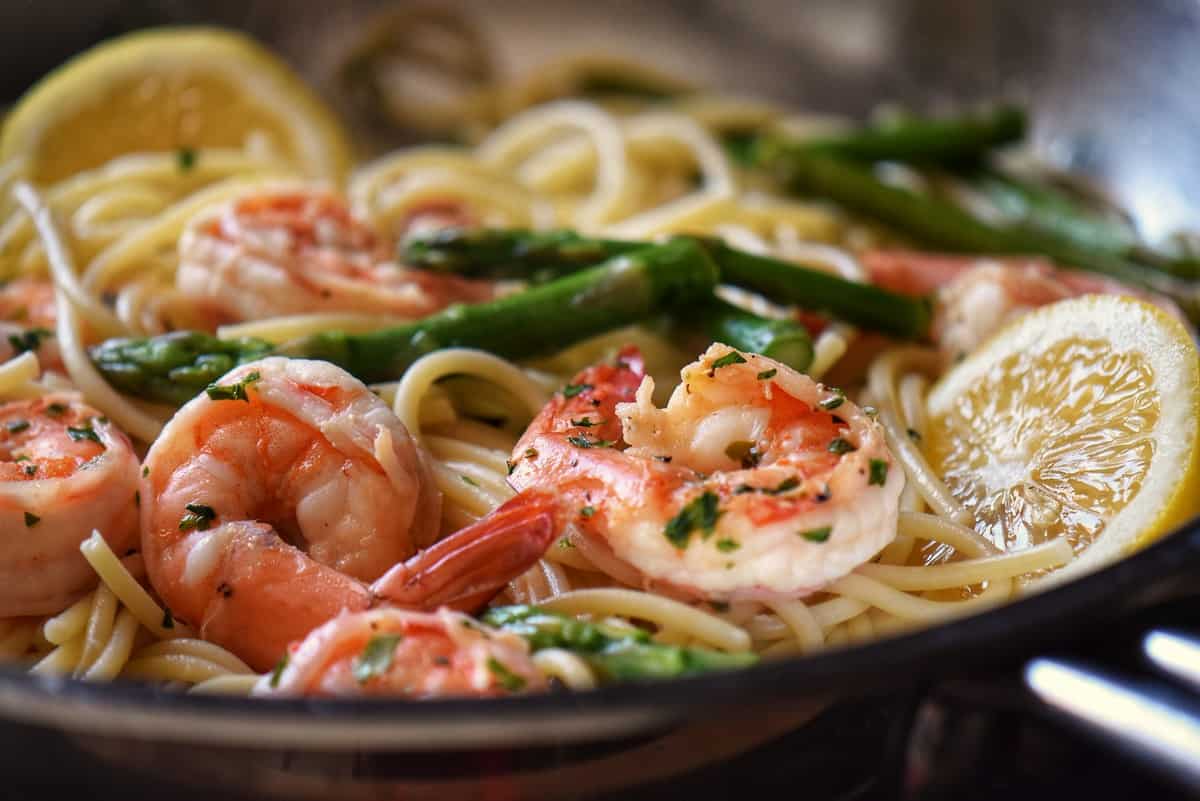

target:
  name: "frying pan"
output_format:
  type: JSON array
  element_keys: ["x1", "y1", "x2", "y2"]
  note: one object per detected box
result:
[{"x1": 1, "y1": 1, "x2": 1198, "y2": 797}]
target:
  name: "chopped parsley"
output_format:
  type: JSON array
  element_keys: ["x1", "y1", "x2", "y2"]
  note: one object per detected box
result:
[
  {"x1": 862, "y1": 405, "x2": 878, "y2": 419},
  {"x1": 562, "y1": 382, "x2": 593, "y2": 398},
  {"x1": 557, "y1": 538, "x2": 575, "y2": 549},
  {"x1": 142, "y1": 465, "x2": 150, "y2": 478},
  {"x1": 23, "y1": 512, "x2": 39, "y2": 527},
  {"x1": 269, "y1": 652, "x2": 289, "y2": 688},
  {"x1": 663, "y1": 491, "x2": 722, "y2": 548},
  {"x1": 827, "y1": 437, "x2": 857, "y2": 455},
  {"x1": 13, "y1": 455, "x2": 28, "y2": 462},
  {"x1": 45, "y1": 403, "x2": 66, "y2": 417},
  {"x1": 5, "y1": 419, "x2": 29, "y2": 434},
  {"x1": 708, "y1": 350, "x2": 747, "y2": 376},
  {"x1": 177, "y1": 147, "x2": 197, "y2": 172},
  {"x1": 460, "y1": 474, "x2": 479, "y2": 487},
  {"x1": 524, "y1": 447, "x2": 538, "y2": 460},
  {"x1": 205, "y1": 370, "x2": 261, "y2": 402},
  {"x1": 567, "y1": 435, "x2": 615, "y2": 449},
  {"x1": 486, "y1": 657, "x2": 527, "y2": 692},
  {"x1": 767, "y1": 476, "x2": 800, "y2": 495},
  {"x1": 724, "y1": 440, "x2": 761, "y2": 469},
  {"x1": 906, "y1": 428, "x2": 922, "y2": 442},
  {"x1": 868, "y1": 459, "x2": 888, "y2": 486},
  {"x1": 800, "y1": 526, "x2": 832, "y2": 543},
  {"x1": 571, "y1": 417, "x2": 603, "y2": 427},
  {"x1": 23, "y1": 465, "x2": 36, "y2": 477},
  {"x1": 818, "y1": 390, "x2": 845, "y2": 411},
  {"x1": 505, "y1": 460, "x2": 516, "y2": 475},
  {"x1": 756, "y1": 368, "x2": 777, "y2": 381},
  {"x1": 352, "y1": 633, "x2": 403, "y2": 684},
  {"x1": 134, "y1": 490, "x2": 140, "y2": 507},
  {"x1": 66, "y1": 423, "x2": 102, "y2": 444},
  {"x1": 580, "y1": 505, "x2": 596, "y2": 518},
  {"x1": 715, "y1": 538, "x2": 740, "y2": 553},
  {"x1": 179, "y1": 503, "x2": 216, "y2": 532},
  {"x1": 7, "y1": 327, "x2": 52, "y2": 355},
  {"x1": 161, "y1": 607, "x2": 175, "y2": 630}
]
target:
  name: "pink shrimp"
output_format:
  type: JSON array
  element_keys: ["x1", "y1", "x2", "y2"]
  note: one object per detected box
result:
[
  {"x1": 0, "y1": 278, "x2": 61, "y2": 370},
  {"x1": 176, "y1": 187, "x2": 494, "y2": 326},
  {"x1": 255, "y1": 607, "x2": 545, "y2": 698},
  {"x1": 508, "y1": 343, "x2": 903, "y2": 601},
  {"x1": 140, "y1": 357, "x2": 556, "y2": 671},
  {"x1": 862, "y1": 250, "x2": 1184, "y2": 359},
  {"x1": 0, "y1": 394, "x2": 140, "y2": 615}
]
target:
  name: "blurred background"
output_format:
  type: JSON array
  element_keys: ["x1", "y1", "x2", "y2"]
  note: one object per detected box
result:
[{"x1": 0, "y1": 0, "x2": 1196, "y2": 240}]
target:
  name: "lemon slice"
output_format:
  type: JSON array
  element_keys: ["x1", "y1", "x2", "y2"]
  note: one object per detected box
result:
[
  {"x1": 1, "y1": 27, "x2": 353, "y2": 184},
  {"x1": 925, "y1": 294, "x2": 1200, "y2": 587}
]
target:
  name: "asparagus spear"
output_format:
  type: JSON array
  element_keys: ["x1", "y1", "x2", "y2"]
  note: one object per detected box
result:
[
  {"x1": 90, "y1": 239, "x2": 718, "y2": 406},
  {"x1": 403, "y1": 228, "x2": 933, "y2": 339},
  {"x1": 701, "y1": 298, "x2": 813, "y2": 372},
  {"x1": 481, "y1": 605, "x2": 757, "y2": 682},
  {"x1": 753, "y1": 149, "x2": 1200, "y2": 319},
  {"x1": 780, "y1": 105, "x2": 1026, "y2": 165},
  {"x1": 963, "y1": 169, "x2": 1199, "y2": 280}
]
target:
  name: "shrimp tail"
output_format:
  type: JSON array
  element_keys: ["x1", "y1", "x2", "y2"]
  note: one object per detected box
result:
[{"x1": 370, "y1": 491, "x2": 560, "y2": 612}]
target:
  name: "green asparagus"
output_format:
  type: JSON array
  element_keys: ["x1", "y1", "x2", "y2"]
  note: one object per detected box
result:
[
  {"x1": 700, "y1": 298, "x2": 813, "y2": 372},
  {"x1": 90, "y1": 239, "x2": 718, "y2": 405},
  {"x1": 403, "y1": 228, "x2": 933, "y2": 339},
  {"x1": 753, "y1": 149, "x2": 1200, "y2": 319},
  {"x1": 481, "y1": 605, "x2": 757, "y2": 682}
]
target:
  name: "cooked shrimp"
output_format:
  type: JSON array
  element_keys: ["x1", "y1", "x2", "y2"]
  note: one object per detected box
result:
[
  {"x1": 256, "y1": 607, "x2": 545, "y2": 698},
  {"x1": 863, "y1": 250, "x2": 1184, "y2": 359},
  {"x1": 0, "y1": 394, "x2": 140, "y2": 615},
  {"x1": 0, "y1": 278, "x2": 61, "y2": 370},
  {"x1": 176, "y1": 187, "x2": 494, "y2": 326},
  {"x1": 141, "y1": 356, "x2": 556, "y2": 670},
  {"x1": 508, "y1": 343, "x2": 903, "y2": 601}
]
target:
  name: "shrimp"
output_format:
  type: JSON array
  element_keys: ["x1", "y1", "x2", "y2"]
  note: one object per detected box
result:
[
  {"x1": 176, "y1": 187, "x2": 494, "y2": 326},
  {"x1": 140, "y1": 357, "x2": 557, "y2": 671},
  {"x1": 255, "y1": 607, "x2": 544, "y2": 698},
  {"x1": 508, "y1": 344, "x2": 903, "y2": 601},
  {"x1": 862, "y1": 250, "x2": 1184, "y2": 359},
  {"x1": 0, "y1": 394, "x2": 140, "y2": 616},
  {"x1": 0, "y1": 278, "x2": 61, "y2": 370}
]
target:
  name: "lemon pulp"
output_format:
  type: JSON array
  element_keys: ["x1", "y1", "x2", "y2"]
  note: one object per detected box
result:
[{"x1": 928, "y1": 337, "x2": 1160, "y2": 557}]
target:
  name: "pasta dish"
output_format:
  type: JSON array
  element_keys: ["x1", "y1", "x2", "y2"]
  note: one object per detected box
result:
[{"x1": 0, "y1": 24, "x2": 1196, "y2": 699}]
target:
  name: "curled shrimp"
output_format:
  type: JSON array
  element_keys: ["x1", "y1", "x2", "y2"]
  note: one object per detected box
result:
[
  {"x1": 176, "y1": 187, "x2": 494, "y2": 326},
  {"x1": 0, "y1": 394, "x2": 140, "y2": 615},
  {"x1": 863, "y1": 250, "x2": 1184, "y2": 359},
  {"x1": 509, "y1": 344, "x2": 903, "y2": 601},
  {"x1": 140, "y1": 357, "x2": 558, "y2": 671},
  {"x1": 256, "y1": 607, "x2": 545, "y2": 698},
  {"x1": 0, "y1": 278, "x2": 61, "y2": 370}
]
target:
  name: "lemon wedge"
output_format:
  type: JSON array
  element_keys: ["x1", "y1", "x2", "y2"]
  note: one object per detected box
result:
[
  {"x1": 1, "y1": 27, "x2": 353, "y2": 184},
  {"x1": 925, "y1": 294, "x2": 1200, "y2": 587}
]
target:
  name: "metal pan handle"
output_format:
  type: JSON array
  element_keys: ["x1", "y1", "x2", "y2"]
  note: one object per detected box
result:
[{"x1": 1022, "y1": 629, "x2": 1200, "y2": 791}]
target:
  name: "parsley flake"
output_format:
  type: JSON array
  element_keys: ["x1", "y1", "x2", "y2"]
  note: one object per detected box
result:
[
  {"x1": 663, "y1": 491, "x2": 722, "y2": 548},
  {"x1": 24, "y1": 511, "x2": 39, "y2": 527},
  {"x1": 352, "y1": 633, "x2": 403, "y2": 684},
  {"x1": 818, "y1": 391, "x2": 846, "y2": 411},
  {"x1": 580, "y1": 505, "x2": 596, "y2": 518},
  {"x1": 827, "y1": 437, "x2": 857, "y2": 455},
  {"x1": 906, "y1": 428, "x2": 922, "y2": 442},
  {"x1": 23, "y1": 464, "x2": 36, "y2": 477},
  {"x1": 177, "y1": 147, "x2": 197, "y2": 172},
  {"x1": 179, "y1": 503, "x2": 216, "y2": 532},
  {"x1": 562, "y1": 383, "x2": 593, "y2": 398},
  {"x1": 800, "y1": 526, "x2": 832, "y2": 543},
  {"x1": 269, "y1": 652, "x2": 289, "y2": 688},
  {"x1": 724, "y1": 440, "x2": 761, "y2": 468},
  {"x1": 460, "y1": 474, "x2": 479, "y2": 487},
  {"x1": 45, "y1": 403, "x2": 66, "y2": 417},
  {"x1": 567, "y1": 435, "x2": 615, "y2": 449},
  {"x1": 205, "y1": 370, "x2": 261, "y2": 402},
  {"x1": 756, "y1": 368, "x2": 777, "y2": 381},
  {"x1": 571, "y1": 417, "x2": 604, "y2": 427},
  {"x1": 708, "y1": 350, "x2": 747, "y2": 375},
  {"x1": 7, "y1": 328, "x2": 52, "y2": 355},
  {"x1": 716, "y1": 538, "x2": 740, "y2": 553},
  {"x1": 161, "y1": 607, "x2": 175, "y2": 630},
  {"x1": 67, "y1": 423, "x2": 102, "y2": 444},
  {"x1": 5, "y1": 419, "x2": 29, "y2": 434},
  {"x1": 868, "y1": 459, "x2": 888, "y2": 486},
  {"x1": 486, "y1": 657, "x2": 527, "y2": 692}
]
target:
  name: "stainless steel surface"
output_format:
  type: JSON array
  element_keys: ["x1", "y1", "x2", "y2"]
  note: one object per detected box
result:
[{"x1": 1025, "y1": 657, "x2": 1200, "y2": 791}]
